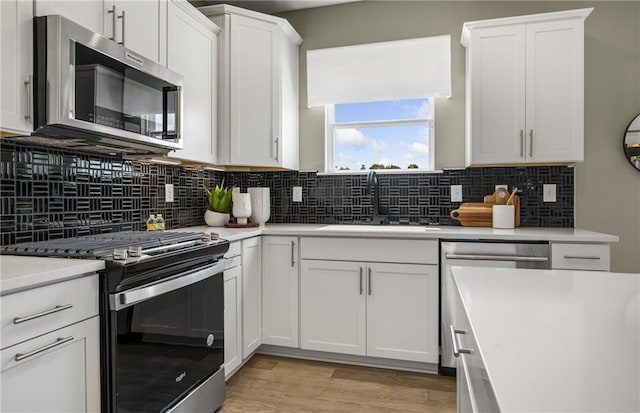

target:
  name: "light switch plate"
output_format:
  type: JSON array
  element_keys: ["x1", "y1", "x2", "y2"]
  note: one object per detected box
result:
[
  {"x1": 543, "y1": 184, "x2": 556, "y2": 202},
  {"x1": 450, "y1": 185, "x2": 462, "y2": 202},
  {"x1": 165, "y1": 184, "x2": 174, "y2": 203},
  {"x1": 292, "y1": 186, "x2": 302, "y2": 203}
]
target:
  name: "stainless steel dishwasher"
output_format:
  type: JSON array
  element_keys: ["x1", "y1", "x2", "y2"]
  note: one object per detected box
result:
[{"x1": 440, "y1": 241, "x2": 550, "y2": 375}]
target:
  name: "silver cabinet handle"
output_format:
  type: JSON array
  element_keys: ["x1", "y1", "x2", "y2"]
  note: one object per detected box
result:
[
  {"x1": 368, "y1": 267, "x2": 372, "y2": 296},
  {"x1": 112, "y1": 261, "x2": 224, "y2": 310},
  {"x1": 519, "y1": 129, "x2": 524, "y2": 158},
  {"x1": 564, "y1": 255, "x2": 601, "y2": 260},
  {"x1": 449, "y1": 325, "x2": 473, "y2": 357},
  {"x1": 290, "y1": 240, "x2": 295, "y2": 267},
  {"x1": 24, "y1": 75, "x2": 32, "y2": 120},
  {"x1": 359, "y1": 267, "x2": 363, "y2": 295},
  {"x1": 117, "y1": 9, "x2": 126, "y2": 45},
  {"x1": 15, "y1": 336, "x2": 74, "y2": 362},
  {"x1": 445, "y1": 253, "x2": 548, "y2": 262},
  {"x1": 529, "y1": 129, "x2": 533, "y2": 157},
  {"x1": 107, "y1": 5, "x2": 117, "y2": 41},
  {"x1": 13, "y1": 304, "x2": 73, "y2": 325}
]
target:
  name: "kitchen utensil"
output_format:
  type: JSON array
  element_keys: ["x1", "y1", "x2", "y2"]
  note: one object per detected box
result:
[{"x1": 493, "y1": 205, "x2": 515, "y2": 228}]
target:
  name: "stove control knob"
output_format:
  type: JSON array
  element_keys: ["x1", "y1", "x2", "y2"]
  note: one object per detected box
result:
[
  {"x1": 128, "y1": 246, "x2": 142, "y2": 257},
  {"x1": 112, "y1": 249, "x2": 128, "y2": 260},
  {"x1": 199, "y1": 233, "x2": 212, "y2": 244}
]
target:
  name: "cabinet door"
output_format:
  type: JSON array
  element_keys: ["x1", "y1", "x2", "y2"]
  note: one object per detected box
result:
[
  {"x1": 229, "y1": 14, "x2": 280, "y2": 167},
  {"x1": 167, "y1": 0, "x2": 217, "y2": 164},
  {"x1": 262, "y1": 236, "x2": 298, "y2": 347},
  {"x1": 241, "y1": 237, "x2": 262, "y2": 358},
  {"x1": 525, "y1": 19, "x2": 584, "y2": 163},
  {"x1": 1, "y1": 317, "x2": 100, "y2": 413},
  {"x1": 468, "y1": 25, "x2": 526, "y2": 165},
  {"x1": 35, "y1": 0, "x2": 105, "y2": 35},
  {"x1": 279, "y1": 29, "x2": 300, "y2": 170},
  {"x1": 113, "y1": 0, "x2": 165, "y2": 63},
  {"x1": 1, "y1": 0, "x2": 33, "y2": 135},
  {"x1": 366, "y1": 263, "x2": 439, "y2": 363},
  {"x1": 300, "y1": 260, "x2": 365, "y2": 356},
  {"x1": 223, "y1": 265, "x2": 242, "y2": 379}
]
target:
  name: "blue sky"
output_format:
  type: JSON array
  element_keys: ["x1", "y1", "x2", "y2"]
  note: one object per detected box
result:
[{"x1": 333, "y1": 98, "x2": 431, "y2": 170}]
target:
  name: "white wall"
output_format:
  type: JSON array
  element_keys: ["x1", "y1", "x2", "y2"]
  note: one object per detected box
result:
[{"x1": 280, "y1": 1, "x2": 640, "y2": 273}]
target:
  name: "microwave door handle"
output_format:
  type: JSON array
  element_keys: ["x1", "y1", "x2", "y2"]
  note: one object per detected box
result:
[
  {"x1": 162, "y1": 87, "x2": 168, "y2": 137},
  {"x1": 174, "y1": 87, "x2": 181, "y2": 140}
]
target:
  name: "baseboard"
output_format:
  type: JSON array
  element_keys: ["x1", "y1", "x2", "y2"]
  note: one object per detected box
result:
[{"x1": 256, "y1": 344, "x2": 439, "y2": 375}]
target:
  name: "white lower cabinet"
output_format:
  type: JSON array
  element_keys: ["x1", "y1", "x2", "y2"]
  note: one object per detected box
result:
[
  {"x1": 262, "y1": 236, "x2": 299, "y2": 348},
  {"x1": 300, "y1": 260, "x2": 365, "y2": 355},
  {"x1": 1, "y1": 317, "x2": 100, "y2": 413},
  {"x1": 366, "y1": 262, "x2": 439, "y2": 363},
  {"x1": 241, "y1": 237, "x2": 262, "y2": 358},
  {"x1": 1, "y1": 274, "x2": 100, "y2": 412},
  {"x1": 223, "y1": 264, "x2": 242, "y2": 378},
  {"x1": 551, "y1": 242, "x2": 610, "y2": 271},
  {"x1": 299, "y1": 237, "x2": 439, "y2": 364}
]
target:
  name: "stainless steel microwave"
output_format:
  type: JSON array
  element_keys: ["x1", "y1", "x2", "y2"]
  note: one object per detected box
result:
[{"x1": 31, "y1": 15, "x2": 183, "y2": 155}]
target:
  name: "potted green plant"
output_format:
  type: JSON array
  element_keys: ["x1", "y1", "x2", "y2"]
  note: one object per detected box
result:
[{"x1": 204, "y1": 180, "x2": 233, "y2": 226}]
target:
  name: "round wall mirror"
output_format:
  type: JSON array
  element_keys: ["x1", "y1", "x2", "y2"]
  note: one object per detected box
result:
[{"x1": 623, "y1": 113, "x2": 640, "y2": 172}]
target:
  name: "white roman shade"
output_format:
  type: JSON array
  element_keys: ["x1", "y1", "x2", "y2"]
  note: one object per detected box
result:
[{"x1": 307, "y1": 35, "x2": 451, "y2": 107}]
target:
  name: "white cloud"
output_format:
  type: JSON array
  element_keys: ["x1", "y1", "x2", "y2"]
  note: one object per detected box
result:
[
  {"x1": 411, "y1": 142, "x2": 429, "y2": 157},
  {"x1": 370, "y1": 138, "x2": 387, "y2": 153},
  {"x1": 410, "y1": 100, "x2": 431, "y2": 118},
  {"x1": 335, "y1": 128, "x2": 368, "y2": 149}
]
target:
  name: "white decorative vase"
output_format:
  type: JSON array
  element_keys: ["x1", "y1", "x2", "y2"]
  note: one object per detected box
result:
[
  {"x1": 204, "y1": 210, "x2": 230, "y2": 227},
  {"x1": 248, "y1": 187, "x2": 270, "y2": 226},
  {"x1": 232, "y1": 192, "x2": 252, "y2": 225}
]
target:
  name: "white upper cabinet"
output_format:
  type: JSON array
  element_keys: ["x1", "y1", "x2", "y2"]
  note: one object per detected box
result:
[
  {"x1": 166, "y1": 0, "x2": 219, "y2": 164},
  {"x1": 0, "y1": 0, "x2": 33, "y2": 135},
  {"x1": 35, "y1": 0, "x2": 167, "y2": 64},
  {"x1": 201, "y1": 5, "x2": 302, "y2": 169},
  {"x1": 462, "y1": 8, "x2": 591, "y2": 166}
]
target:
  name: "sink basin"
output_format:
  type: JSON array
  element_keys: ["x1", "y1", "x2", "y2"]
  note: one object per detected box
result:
[{"x1": 316, "y1": 225, "x2": 429, "y2": 232}]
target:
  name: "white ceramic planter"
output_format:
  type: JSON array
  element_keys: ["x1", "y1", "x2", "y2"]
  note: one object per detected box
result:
[
  {"x1": 204, "y1": 210, "x2": 230, "y2": 227},
  {"x1": 232, "y1": 193, "x2": 252, "y2": 225}
]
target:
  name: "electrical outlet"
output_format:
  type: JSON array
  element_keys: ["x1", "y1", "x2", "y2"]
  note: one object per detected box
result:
[
  {"x1": 495, "y1": 184, "x2": 508, "y2": 191},
  {"x1": 165, "y1": 184, "x2": 174, "y2": 203},
  {"x1": 450, "y1": 185, "x2": 463, "y2": 202},
  {"x1": 292, "y1": 186, "x2": 303, "y2": 203},
  {"x1": 543, "y1": 184, "x2": 557, "y2": 202}
]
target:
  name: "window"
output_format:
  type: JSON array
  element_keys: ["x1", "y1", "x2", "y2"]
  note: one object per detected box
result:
[{"x1": 325, "y1": 98, "x2": 434, "y2": 172}]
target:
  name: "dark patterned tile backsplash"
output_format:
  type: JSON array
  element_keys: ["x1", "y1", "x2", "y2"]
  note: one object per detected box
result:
[{"x1": 0, "y1": 140, "x2": 574, "y2": 245}]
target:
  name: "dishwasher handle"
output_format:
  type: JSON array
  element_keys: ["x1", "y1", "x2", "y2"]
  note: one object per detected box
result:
[{"x1": 445, "y1": 253, "x2": 548, "y2": 263}]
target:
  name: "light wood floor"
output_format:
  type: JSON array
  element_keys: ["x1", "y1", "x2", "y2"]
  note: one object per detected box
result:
[{"x1": 219, "y1": 354, "x2": 456, "y2": 412}]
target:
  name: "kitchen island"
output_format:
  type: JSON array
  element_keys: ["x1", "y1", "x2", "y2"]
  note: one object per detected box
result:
[{"x1": 451, "y1": 266, "x2": 639, "y2": 412}]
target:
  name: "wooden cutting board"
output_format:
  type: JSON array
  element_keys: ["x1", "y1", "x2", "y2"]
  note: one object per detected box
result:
[
  {"x1": 451, "y1": 189, "x2": 521, "y2": 227},
  {"x1": 450, "y1": 203, "x2": 494, "y2": 227}
]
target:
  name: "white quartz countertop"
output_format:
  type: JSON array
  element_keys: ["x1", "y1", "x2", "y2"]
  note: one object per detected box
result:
[
  {"x1": 0, "y1": 256, "x2": 105, "y2": 295},
  {"x1": 172, "y1": 224, "x2": 618, "y2": 243},
  {"x1": 452, "y1": 266, "x2": 640, "y2": 412}
]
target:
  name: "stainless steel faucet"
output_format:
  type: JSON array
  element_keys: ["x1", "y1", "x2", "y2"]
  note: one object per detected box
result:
[{"x1": 366, "y1": 171, "x2": 386, "y2": 225}]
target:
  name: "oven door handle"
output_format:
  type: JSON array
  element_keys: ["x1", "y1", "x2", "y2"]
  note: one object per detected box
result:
[{"x1": 111, "y1": 260, "x2": 224, "y2": 311}]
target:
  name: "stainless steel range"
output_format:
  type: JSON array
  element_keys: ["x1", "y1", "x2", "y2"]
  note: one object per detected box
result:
[{"x1": 2, "y1": 231, "x2": 229, "y2": 413}]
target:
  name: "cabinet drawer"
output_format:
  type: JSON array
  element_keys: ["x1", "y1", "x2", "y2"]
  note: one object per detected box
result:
[
  {"x1": 551, "y1": 243, "x2": 610, "y2": 271},
  {"x1": 225, "y1": 255, "x2": 242, "y2": 270},
  {"x1": 224, "y1": 241, "x2": 241, "y2": 258},
  {"x1": 300, "y1": 237, "x2": 438, "y2": 264},
  {"x1": 1, "y1": 275, "x2": 99, "y2": 350}
]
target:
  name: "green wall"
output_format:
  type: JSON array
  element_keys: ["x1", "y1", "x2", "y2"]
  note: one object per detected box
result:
[{"x1": 280, "y1": 1, "x2": 640, "y2": 273}]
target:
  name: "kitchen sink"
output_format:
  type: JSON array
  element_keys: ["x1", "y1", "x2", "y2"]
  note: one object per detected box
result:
[{"x1": 316, "y1": 224, "x2": 430, "y2": 232}]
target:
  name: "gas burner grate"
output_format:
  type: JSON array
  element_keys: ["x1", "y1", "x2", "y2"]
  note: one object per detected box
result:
[{"x1": 1, "y1": 231, "x2": 212, "y2": 259}]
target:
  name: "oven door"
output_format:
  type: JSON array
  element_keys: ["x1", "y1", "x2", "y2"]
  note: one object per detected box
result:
[{"x1": 108, "y1": 261, "x2": 224, "y2": 413}]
